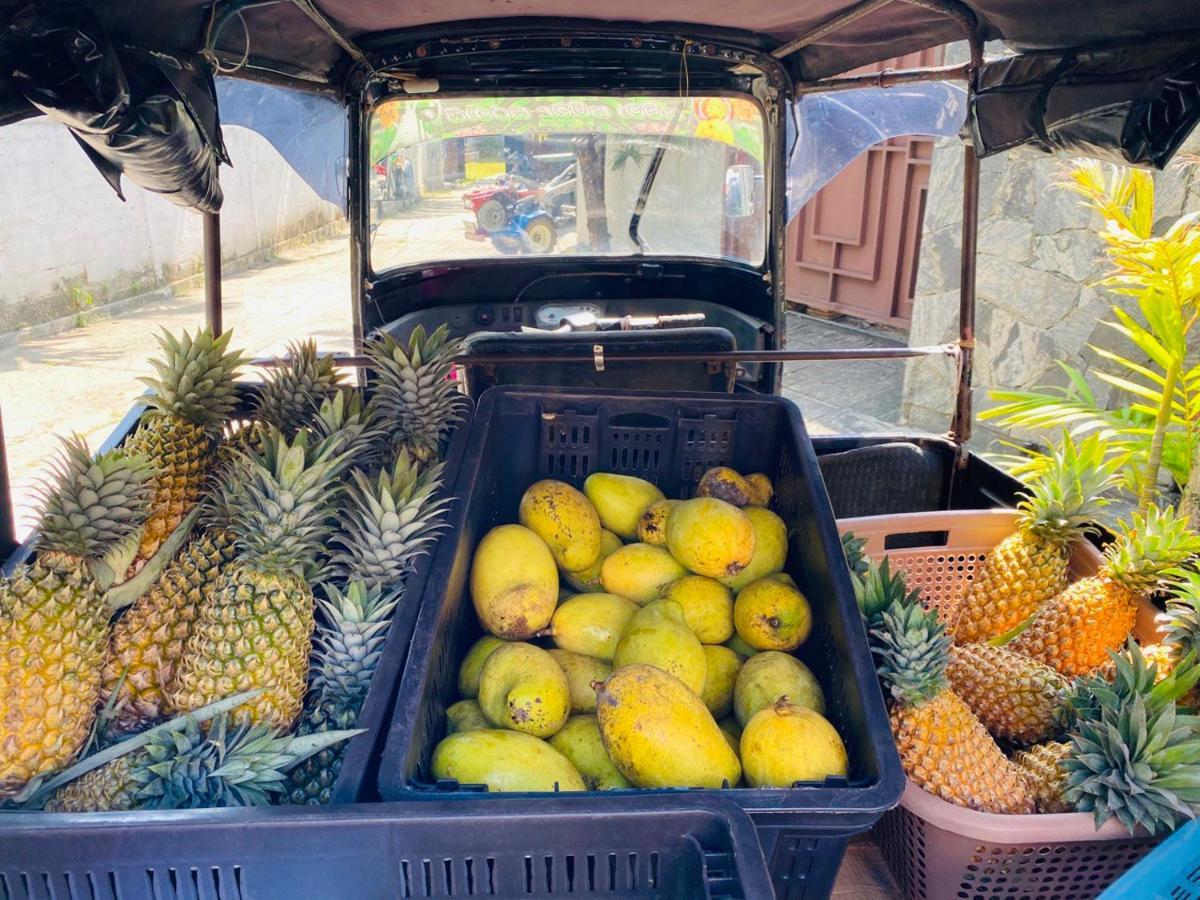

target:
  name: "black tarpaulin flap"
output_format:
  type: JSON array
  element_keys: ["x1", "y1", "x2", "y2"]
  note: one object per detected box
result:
[
  {"x1": 2, "y1": 4, "x2": 226, "y2": 212},
  {"x1": 970, "y1": 38, "x2": 1200, "y2": 169}
]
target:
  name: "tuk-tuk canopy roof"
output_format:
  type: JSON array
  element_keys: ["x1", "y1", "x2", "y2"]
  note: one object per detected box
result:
[{"x1": 4, "y1": 0, "x2": 1199, "y2": 94}]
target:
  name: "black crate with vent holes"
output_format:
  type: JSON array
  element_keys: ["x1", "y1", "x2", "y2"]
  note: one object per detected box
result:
[
  {"x1": 0, "y1": 796, "x2": 773, "y2": 899},
  {"x1": 378, "y1": 386, "x2": 904, "y2": 900}
]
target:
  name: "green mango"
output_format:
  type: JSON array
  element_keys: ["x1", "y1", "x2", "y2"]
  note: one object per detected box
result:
[
  {"x1": 549, "y1": 715, "x2": 631, "y2": 790},
  {"x1": 431, "y1": 729, "x2": 585, "y2": 792},
  {"x1": 612, "y1": 599, "x2": 707, "y2": 696}
]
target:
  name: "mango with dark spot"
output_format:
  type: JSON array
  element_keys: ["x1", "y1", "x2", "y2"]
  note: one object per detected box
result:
[
  {"x1": 519, "y1": 479, "x2": 603, "y2": 573},
  {"x1": 666, "y1": 497, "x2": 755, "y2": 579},
  {"x1": 477, "y1": 642, "x2": 571, "y2": 738},
  {"x1": 470, "y1": 524, "x2": 558, "y2": 639}
]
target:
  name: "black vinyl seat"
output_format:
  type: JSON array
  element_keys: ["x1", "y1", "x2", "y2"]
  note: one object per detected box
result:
[{"x1": 459, "y1": 326, "x2": 738, "y2": 394}]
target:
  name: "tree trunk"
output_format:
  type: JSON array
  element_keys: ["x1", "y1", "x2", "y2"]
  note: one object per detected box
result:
[
  {"x1": 575, "y1": 136, "x2": 610, "y2": 252},
  {"x1": 1182, "y1": 440, "x2": 1200, "y2": 531}
]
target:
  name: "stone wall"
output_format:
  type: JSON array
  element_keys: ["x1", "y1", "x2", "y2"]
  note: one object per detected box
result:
[
  {"x1": 0, "y1": 118, "x2": 341, "y2": 333},
  {"x1": 900, "y1": 125, "x2": 1200, "y2": 448}
]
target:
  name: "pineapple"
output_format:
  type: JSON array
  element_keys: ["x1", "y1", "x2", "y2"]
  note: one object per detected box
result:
[
  {"x1": 1012, "y1": 741, "x2": 1072, "y2": 813},
  {"x1": 124, "y1": 328, "x2": 244, "y2": 566},
  {"x1": 872, "y1": 597, "x2": 1035, "y2": 813},
  {"x1": 945, "y1": 642, "x2": 1068, "y2": 743},
  {"x1": 953, "y1": 434, "x2": 1118, "y2": 643},
  {"x1": 855, "y1": 555, "x2": 922, "y2": 630},
  {"x1": 841, "y1": 531, "x2": 869, "y2": 589},
  {"x1": 312, "y1": 387, "x2": 383, "y2": 463},
  {"x1": 165, "y1": 429, "x2": 349, "y2": 728},
  {"x1": 1063, "y1": 692, "x2": 1200, "y2": 835},
  {"x1": 0, "y1": 439, "x2": 151, "y2": 797},
  {"x1": 225, "y1": 339, "x2": 343, "y2": 453},
  {"x1": 1009, "y1": 507, "x2": 1200, "y2": 676},
  {"x1": 45, "y1": 712, "x2": 359, "y2": 812},
  {"x1": 330, "y1": 450, "x2": 449, "y2": 586},
  {"x1": 366, "y1": 324, "x2": 465, "y2": 467},
  {"x1": 287, "y1": 581, "x2": 399, "y2": 804}
]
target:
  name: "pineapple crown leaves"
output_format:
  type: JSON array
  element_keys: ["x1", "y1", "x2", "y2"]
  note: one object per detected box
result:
[
  {"x1": 1062, "y1": 691, "x2": 1200, "y2": 836},
  {"x1": 365, "y1": 324, "x2": 467, "y2": 446},
  {"x1": 310, "y1": 579, "x2": 401, "y2": 701},
  {"x1": 134, "y1": 713, "x2": 362, "y2": 809},
  {"x1": 311, "y1": 387, "x2": 386, "y2": 463},
  {"x1": 329, "y1": 449, "x2": 451, "y2": 588},
  {"x1": 254, "y1": 339, "x2": 344, "y2": 437},
  {"x1": 840, "y1": 531, "x2": 869, "y2": 586},
  {"x1": 871, "y1": 596, "x2": 951, "y2": 707},
  {"x1": 856, "y1": 555, "x2": 922, "y2": 630},
  {"x1": 33, "y1": 436, "x2": 153, "y2": 560},
  {"x1": 228, "y1": 428, "x2": 354, "y2": 577},
  {"x1": 137, "y1": 328, "x2": 247, "y2": 431},
  {"x1": 1163, "y1": 568, "x2": 1200, "y2": 654},
  {"x1": 1104, "y1": 505, "x2": 1200, "y2": 593},
  {"x1": 1016, "y1": 432, "x2": 1122, "y2": 543}
]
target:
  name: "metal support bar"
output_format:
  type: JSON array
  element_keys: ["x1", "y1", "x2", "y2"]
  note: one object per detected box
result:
[
  {"x1": 203, "y1": 212, "x2": 223, "y2": 336},
  {"x1": 0, "y1": 404, "x2": 16, "y2": 560},
  {"x1": 289, "y1": 0, "x2": 370, "y2": 65},
  {"x1": 948, "y1": 142, "x2": 980, "y2": 448},
  {"x1": 771, "y1": 0, "x2": 899, "y2": 59},
  {"x1": 794, "y1": 61, "x2": 972, "y2": 94}
]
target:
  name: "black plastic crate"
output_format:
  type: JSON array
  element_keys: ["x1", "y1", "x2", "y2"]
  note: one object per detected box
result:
[
  {"x1": 0, "y1": 389, "x2": 472, "y2": 806},
  {"x1": 378, "y1": 386, "x2": 904, "y2": 900},
  {"x1": 0, "y1": 796, "x2": 773, "y2": 899}
]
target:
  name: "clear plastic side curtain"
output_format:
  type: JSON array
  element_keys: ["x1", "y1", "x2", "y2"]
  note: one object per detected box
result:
[
  {"x1": 786, "y1": 83, "x2": 968, "y2": 223},
  {"x1": 216, "y1": 78, "x2": 349, "y2": 213}
]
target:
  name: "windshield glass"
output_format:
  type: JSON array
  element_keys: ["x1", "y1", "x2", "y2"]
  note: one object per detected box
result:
[{"x1": 368, "y1": 94, "x2": 766, "y2": 271}]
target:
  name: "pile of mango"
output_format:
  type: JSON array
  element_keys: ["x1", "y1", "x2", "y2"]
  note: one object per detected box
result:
[{"x1": 431, "y1": 467, "x2": 849, "y2": 792}]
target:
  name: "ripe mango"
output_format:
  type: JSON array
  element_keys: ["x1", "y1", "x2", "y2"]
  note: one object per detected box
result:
[
  {"x1": 564, "y1": 529, "x2": 623, "y2": 593},
  {"x1": 720, "y1": 507, "x2": 788, "y2": 593},
  {"x1": 478, "y1": 642, "x2": 570, "y2": 738},
  {"x1": 431, "y1": 729, "x2": 585, "y2": 792},
  {"x1": 471, "y1": 524, "x2": 558, "y2": 639},
  {"x1": 734, "y1": 650, "x2": 825, "y2": 726},
  {"x1": 664, "y1": 575, "x2": 734, "y2": 644},
  {"x1": 744, "y1": 473, "x2": 774, "y2": 507},
  {"x1": 549, "y1": 649, "x2": 611, "y2": 713},
  {"x1": 725, "y1": 633, "x2": 760, "y2": 658},
  {"x1": 696, "y1": 467, "x2": 753, "y2": 507},
  {"x1": 519, "y1": 479, "x2": 603, "y2": 573},
  {"x1": 768, "y1": 572, "x2": 798, "y2": 589},
  {"x1": 637, "y1": 499, "x2": 680, "y2": 546},
  {"x1": 741, "y1": 700, "x2": 848, "y2": 787},
  {"x1": 446, "y1": 699, "x2": 489, "y2": 734},
  {"x1": 733, "y1": 578, "x2": 812, "y2": 651},
  {"x1": 583, "y1": 473, "x2": 665, "y2": 540},
  {"x1": 613, "y1": 599, "x2": 707, "y2": 695},
  {"x1": 458, "y1": 635, "x2": 505, "y2": 698},
  {"x1": 544, "y1": 592, "x2": 637, "y2": 661},
  {"x1": 600, "y1": 543, "x2": 686, "y2": 605},
  {"x1": 595, "y1": 664, "x2": 741, "y2": 789},
  {"x1": 666, "y1": 497, "x2": 755, "y2": 579},
  {"x1": 549, "y1": 715, "x2": 632, "y2": 790},
  {"x1": 699, "y1": 644, "x2": 743, "y2": 719}
]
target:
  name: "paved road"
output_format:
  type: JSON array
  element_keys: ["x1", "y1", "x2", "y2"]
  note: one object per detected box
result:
[{"x1": 0, "y1": 221, "x2": 909, "y2": 538}]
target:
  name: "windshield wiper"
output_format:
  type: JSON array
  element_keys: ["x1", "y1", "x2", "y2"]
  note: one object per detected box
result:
[{"x1": 628, "y1": 142, "x2": 669, "y2": 253}]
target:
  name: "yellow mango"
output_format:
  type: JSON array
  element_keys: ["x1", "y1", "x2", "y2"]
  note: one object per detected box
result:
[
  {"x1": 600, "y1": 543, "x2": 686, "y2": 605},
  {"x1": 431, "y1": 729, "x2": 585, "y2": 792},
  {"x1": 637, "y1": 499, "x2": 680, "y2": 546},
  {"x1": 696, "y1": 467, "x2": 753, "y2": 507},
  {"x1": 457, "y1": 635, "x2": 505, "y2": 698},
  {"x1": 595, "y1": 664, "x2": 741, "y2": 789},
  {"x1": 744, "y1": 473, "x2": 774, "y2": 507},
  {"x1": 741, "y1": 701, "x2": 848, "y2": 787},
  {"x1": 720, "y1": 507, "x2": 788, "y2": 593},
  {"x1": 666, "y1": 497, "x2": 755, "y2": 579},
  {"x1": 583, "y1": 473, "x2": 665, "y2": 540},
  {"x1": 544, "y1": 592, "x2": 637, "y2": 661},
  {"x1": 699, "y1": 644, "x2": 743, "y2": 719},
  {"x1": 478, "y1": 642, "x2": 570, "y2": 738},
  {"x1": 445, "y1": 699, "x2": 489, "y2": 734},
  {"x1": 733, "y1": 578, "x2": 812, "y2": 651},
  {"x1": 549, "y1": 715, "x2": 632, "y2": 790},
  {"x1": 549, "y1": 649, "x2": 611, "y2": 713},
  {"x1": 564, "y1": 530, "x2": 623, "y2": 593},
  {"x1": 470, "y1": 524, "x2": 558, "y2": 639},
  {"x1": 664, "y1": 575, "x2": 734, "y2": 644},
  {"x1": 519, "y1": 479, "x2": 603, "y2": 573},
  {"x1": 612, "y1": 599, "x2": 707, "y2": 695},
  {"x1": 734, "y1": 650, "x2": 825, "y2": 726}
]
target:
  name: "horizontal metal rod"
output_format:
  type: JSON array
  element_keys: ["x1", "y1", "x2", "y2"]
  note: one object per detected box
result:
[
  {"x1": 795, "y1": 61, "x2": 972, "y2": 94},
  {"x1": 252, "y1": 344, "x2": 958, "y2": 368}
]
